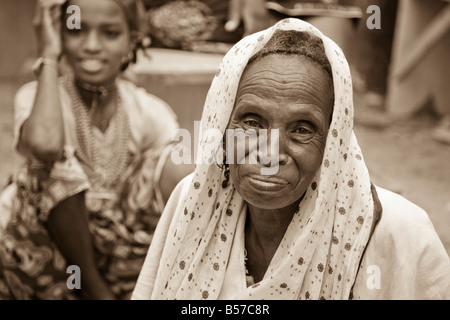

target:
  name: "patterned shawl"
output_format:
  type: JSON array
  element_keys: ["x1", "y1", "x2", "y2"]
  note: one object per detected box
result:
[{"x1": 147, "y1": 18, "x2": 375, "y2": 300}]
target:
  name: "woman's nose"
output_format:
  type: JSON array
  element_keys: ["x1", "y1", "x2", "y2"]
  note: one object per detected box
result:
[
  {"x1": 83, "y1": 31, "x2": 101, "y2": 52},
  {"x1": 273, "y1": 140, "x2": 289, "y2": 166},
  {"x1": 277, "y1": 151, "x2": 289, "y2": 166},
  {"x1": 258, "y1": 129, "x2": 289, "y2": 167}
]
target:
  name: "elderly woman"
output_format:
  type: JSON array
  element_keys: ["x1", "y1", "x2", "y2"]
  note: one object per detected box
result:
[{"x1": 132, "y1": 18, "x2": 450, "y2": 299}]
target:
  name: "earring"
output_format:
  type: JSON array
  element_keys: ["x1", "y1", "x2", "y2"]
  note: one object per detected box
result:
[
  {"x1": 120, "y1": 55, "x2": 130, "y2": 71},
  {"x1": 215, "y1": 142, "x2": 227, "y2": 170},
  {"x1": 120, "y1": 51, "x2": 135, "y2": 71},
  {"x1": 222, "y1": 164, "x2": 230, "y2": 189}
]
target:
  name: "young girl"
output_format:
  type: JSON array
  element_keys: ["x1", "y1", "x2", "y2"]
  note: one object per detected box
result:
[{"x1": 0, "y1": 0, "x2": 190, "y2": 299}]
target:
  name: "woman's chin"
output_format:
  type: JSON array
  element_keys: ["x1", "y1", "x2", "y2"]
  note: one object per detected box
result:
[{"x1": 239, "y1": 184, "x2": 291, "y2": 210}]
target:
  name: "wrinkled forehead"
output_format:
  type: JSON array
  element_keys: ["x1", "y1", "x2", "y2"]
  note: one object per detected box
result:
[
  {"x1": 247, "y1": 19, "x2": 352, "y2": 120},
  {"x1": 231, "y1": 20, "x2": 343, "y2": 98},
  {"x1": 236, "y1": 54, "x2": 335, "y2": 120}
]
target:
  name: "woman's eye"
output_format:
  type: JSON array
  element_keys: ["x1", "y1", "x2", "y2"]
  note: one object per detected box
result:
[
  {"x1": 243, "y1": 119, "x2": 262, "y2": 128},
  {"x1": 291, "y1": 126, "x2": 314, "y2": 143},
  {"x1": 294, "y1": 127, "x2": 313, "y2": 135},
  {"x1": 291, "y1": 124, "x2": 316, "y2": 142}
]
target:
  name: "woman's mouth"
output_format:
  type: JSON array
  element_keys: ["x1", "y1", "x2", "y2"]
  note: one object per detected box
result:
[
  {"x1": 79, "y1": 59, "x2": 105, "y2": 73},
  {"x1": 246, "y1": 174, "x2": 288, "y2": 192}
]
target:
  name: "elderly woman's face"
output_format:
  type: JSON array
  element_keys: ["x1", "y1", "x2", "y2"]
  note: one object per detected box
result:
[{"x1": 228, "y1": 54, "x2": 334, "y2": 210}]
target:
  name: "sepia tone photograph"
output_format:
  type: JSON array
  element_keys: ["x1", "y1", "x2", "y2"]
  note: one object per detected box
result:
[{"x1": 0, "y1": 0, "x2": 449, "y2": 302}]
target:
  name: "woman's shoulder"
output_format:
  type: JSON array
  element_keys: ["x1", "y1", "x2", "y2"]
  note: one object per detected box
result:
[
  {"x1": 373, "y1": 185, "x2": 444, "y2": 246},
  {"x1": 353, "y1": 185, "x2": 450, "y2": 299},
  {"x1": 165, "y1": 173, "x2": 194, "y2": 209},
  {"x1": 375, "y1": 186, "x2": 431, "y2": 227},
  {"x1": 155, "y1": 172, "x2": 194, "y2": 228},
  {"x1": 172, "y1": 172, "x2": 195, "y2": 197}
]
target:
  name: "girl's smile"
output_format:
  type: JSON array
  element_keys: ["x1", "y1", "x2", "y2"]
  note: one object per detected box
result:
[{"x1": 78, "y1": 58, "x2": 106, "y2": 74}]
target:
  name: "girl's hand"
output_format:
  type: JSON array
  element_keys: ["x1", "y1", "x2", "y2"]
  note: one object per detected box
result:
[{"x1": 33, "y1": 0, "x2": 66, "y2": 60}]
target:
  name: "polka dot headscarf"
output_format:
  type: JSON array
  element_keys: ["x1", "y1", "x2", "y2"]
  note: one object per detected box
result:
[{"x1": 151, "y1": 18, "x2": 375, "y2": 300}]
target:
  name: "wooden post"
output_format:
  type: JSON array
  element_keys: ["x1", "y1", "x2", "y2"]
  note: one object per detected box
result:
[{"x1": 386, "y1": 0, "x2": 450, "y2": 117}]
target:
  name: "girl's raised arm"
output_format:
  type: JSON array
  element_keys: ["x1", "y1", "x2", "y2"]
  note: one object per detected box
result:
[{"x1": 18, "y1": 0, "x2": 66, "y2": 162}]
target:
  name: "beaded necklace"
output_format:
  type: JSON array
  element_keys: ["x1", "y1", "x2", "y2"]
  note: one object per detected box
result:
[
  {"x1": 75, "y1": 78, "x2": 116, "y2": 98},
  {"x1": 62, "y1": 75, "x2": 131, "y2": 187}
]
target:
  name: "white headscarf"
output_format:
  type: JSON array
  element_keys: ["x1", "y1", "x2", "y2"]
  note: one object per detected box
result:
[{"x1": 148, "y1": 18, "x2": 376, "y2": 300}]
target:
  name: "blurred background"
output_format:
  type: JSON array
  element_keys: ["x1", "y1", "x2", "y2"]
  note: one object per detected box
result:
[{"x1": 0, "y1": 0, "x2": 449, "y2": 255}]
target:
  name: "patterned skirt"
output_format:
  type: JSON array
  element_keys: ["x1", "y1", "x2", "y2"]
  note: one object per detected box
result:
[{"x1": 0, "y1": 146, "x2": 169, "y2": 300}]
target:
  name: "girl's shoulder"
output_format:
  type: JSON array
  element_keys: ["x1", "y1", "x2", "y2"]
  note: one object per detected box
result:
[
  {"x1": 15, "y1": 80, "x2": 38, "y2": 94},
  {"x1": 117, "y1": 78, "x2": 177, "y2": 120},
  {"x1": 14, "y1": 81, "x2": 38, "y2": 106},
  {"x1": 116, "y1": 78, "x2": 179, "y2": 147}
]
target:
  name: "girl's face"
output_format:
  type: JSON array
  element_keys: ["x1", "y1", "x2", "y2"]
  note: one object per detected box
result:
[
  {"x1": 228, "y1": 54, "x2": 334, "y2": 210},
  {"x1": 62, "y1": 0, "x2": 132, "y2": 85}
]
